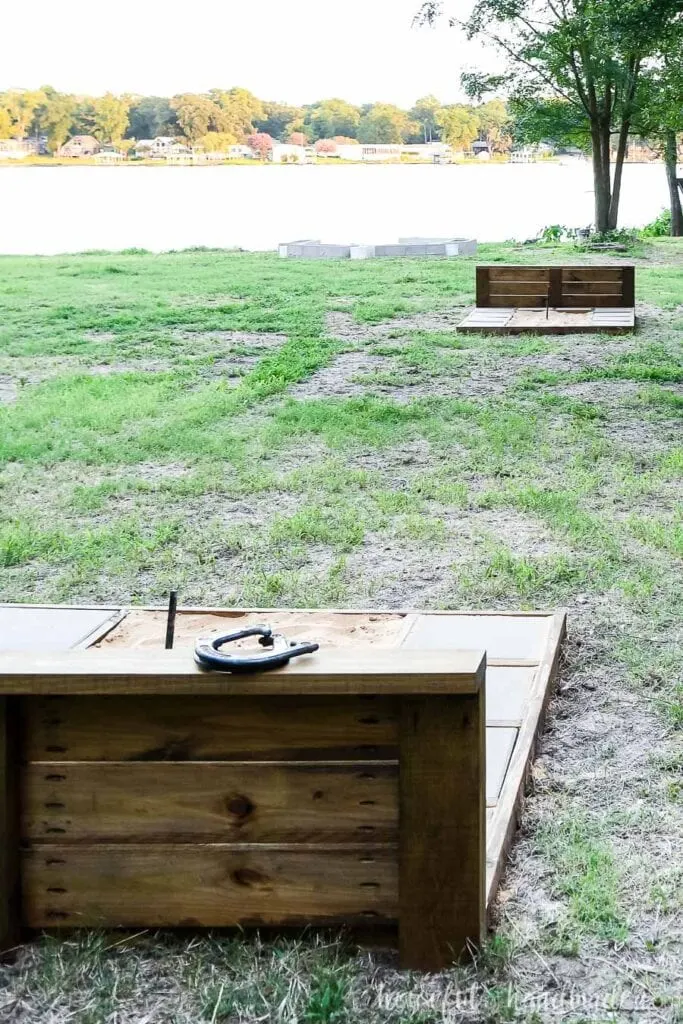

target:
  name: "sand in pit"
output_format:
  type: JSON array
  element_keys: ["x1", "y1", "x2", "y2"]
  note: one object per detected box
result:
[{"x1": 98, "y1": 609, "x2": 412, "y2": 650}]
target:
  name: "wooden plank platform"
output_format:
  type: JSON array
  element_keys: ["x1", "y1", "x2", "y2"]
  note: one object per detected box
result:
[
  {"x1": 0, "y1": 604, "x2": 565, "y2": 968},
  {"x1": 459, "y1": 265, "x2": 635, "y2": 334}
]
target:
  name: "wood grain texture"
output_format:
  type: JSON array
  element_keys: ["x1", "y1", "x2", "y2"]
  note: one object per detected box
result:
[
  {"x1": 398, "y1": 692, "x2": 485, "y2": 970},
  {"x1": 562, "y1": 266, "x2": 625, "y2": 281},
  {"x1": 22, "y1": 761, "x2": 398, "y2": 843},
  {"x1": 0, "y1": 698, "x2": 21, "y2": 949},
  {"x1": 24, "y1": 695, "x2": 399, "y2": 762},
  {"x1": 486, "y1": 612, "x2": 567, "y2": 905},
  {"x1": 558, "y1": 281, "x2": 623, "y2": 296},
  {"x1": 487, "y1": 294, "x2": 548, "y2": 307},
  {"x1": 475, "y1": 265, "x2": 490, "y2": 305},
  {"x1": 548, "y1": 267, "x2": 563, "y2": 308},
  {"x1": 621, "y1": 265, "x2": 636, "y2": 306},
  {"x1": 22, "y1": 844, "x2": 397, "y2": 928},
  {"x1": 487, "y1": 267, "x2": 550, "y2": 281},
  {"x1": 0, "y1": 648, "x2": 485, "y2": 695},
  {"x1": 488, "y1": 281, "x2": 554, "y2": 296}
]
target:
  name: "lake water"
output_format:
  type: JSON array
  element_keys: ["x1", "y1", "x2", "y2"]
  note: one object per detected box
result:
[{"x1": 0, "y1": 161, "x2": 671, "y2": 255}]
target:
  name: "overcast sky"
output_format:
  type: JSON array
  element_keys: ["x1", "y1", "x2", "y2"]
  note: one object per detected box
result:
[{"x1": 2, "y1": 0, "x2": 491, "y2": 106}]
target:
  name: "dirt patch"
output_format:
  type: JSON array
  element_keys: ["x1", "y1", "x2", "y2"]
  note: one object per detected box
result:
[
  {"x1": 0, "y1": 375, "x2": 17, "y2": 404},
  {"x1": 170, "y1": 294, "x2": 248, "y2": 308},
  {"x1": 288, "y1": 351, "x2": 396, "y2": 399},
  {"x1": 175, "y1": 330, "x2": 287, "y2": 349},
  {"x1": 345, "y1": 507, "x2": 564, "y2": 608},
  {"x1": 553, "y1": 379, "x2": 643, "y2": 403},
  {"x1": 84, "y1": 331, "x2": 118, "y2": 343},
  {"x1": 87, "y1": 360, "x2": 172, "y2": 375},
  {"x1": 324, "y1": 309, "x2": 465, "y2": 343}
]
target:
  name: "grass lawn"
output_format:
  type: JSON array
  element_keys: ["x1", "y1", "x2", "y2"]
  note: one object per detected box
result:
[{"x1": 0, "y1": 240, "x2": 681, "y2": 1022}]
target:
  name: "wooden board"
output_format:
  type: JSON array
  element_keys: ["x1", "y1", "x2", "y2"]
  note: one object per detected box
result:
[
  {"x1": 0, "y1": 647, "x2": 485, "y2": 695},
  {"x1": 468, "y1": 265, "x2": 635, "y2": 331},
  {"x1": 399, "y1": 692, "x2": 485, "y2": 968},
  {"x1": 402, "y1": 614, "x2": 550, "y2": 661},
  {"x1": 22, "y1": 844, "x2": 398, "y2": 928},
  {"x1": 485, "y1": 612, "x2": 566, "y2": 903},
  {"x1": 5, "y1": 605, "x2": 567, "y2": 959},
  {"x1": 0, "y1": 698, "x2": 20, "y2": 949},
  {"x1": 22, "y1": 761, "x2": 399, "y2": 843},
  {"x1": 24, "y1": 695, "x2": 399, "y2": 762},
  {"x1": 458, "y1": 306, "x2": 635, "y2": 334},
  {"x1": 0, "y1": 606, "x2": 125, "y2": 653}
]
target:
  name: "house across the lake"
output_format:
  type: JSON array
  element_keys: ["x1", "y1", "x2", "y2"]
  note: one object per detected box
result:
[{"x1": 57, "y1": 136, "x2": 101, "y2": 158}]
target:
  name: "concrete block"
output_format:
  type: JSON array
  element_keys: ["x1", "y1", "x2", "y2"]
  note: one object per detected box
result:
[
  {"x1": 398, "y1": 237, "x2": 478, "y2": 256},
  {"x1": 350, "y1": 245, "x2": 376, "y2": 260}
]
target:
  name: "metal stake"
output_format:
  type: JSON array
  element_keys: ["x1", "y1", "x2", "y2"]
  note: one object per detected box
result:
[{"x1": 165, "y1": 590, "x2": 178, "y2": 649}]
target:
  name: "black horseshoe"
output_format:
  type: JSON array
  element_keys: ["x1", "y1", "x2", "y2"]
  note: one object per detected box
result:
[{"x1": 194, "y1": 625, "x2": 319, "y2": 674}]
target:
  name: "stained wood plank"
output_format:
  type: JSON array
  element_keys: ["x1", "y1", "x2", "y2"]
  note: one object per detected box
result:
[
  {"x1": 562, "y1": 267, "x2": 624, "y2": 281},
  {"x1": 399, "y1": 692, "x2": 485, "y2": 969},
  {"x1": 489, "y1": 282, "x2": 555, "y2": 296},
  {"x1": 0, "y1": 698, "x2": 21, "y2": 949},
  {"x1": 562, "y1": 293, "x2": 628, "y2": 307},
  {"x1": 548, "y1": 267, "x2": 563, "y2": 308},
  {"x1": 621, "y1": 265, "x2": 635, "y2": 306},
  {"x1": 22, "y1": 844, "x2": 397, "y2": 928},
  {"x1": 0, "y1": 648, "x2": 485, "y2": 696},
  {"x1": 24, "y1": 695, "x2": 399, "y2": 762},
  {"x1": 558, "y1": 281, "x2": 623, "y2": 296},
  {"x1": 476, "y1": 265, "x2": 490, "y2": 306},
  {"x1": 488, "y1": 294, "x2": 548, "y2": 308},
  {"x1": 487, "y1": 267, "x2": 550, "y2": 282},
  {"x1": 22, "y1": 761, "x2": 398, "y2": 843}
]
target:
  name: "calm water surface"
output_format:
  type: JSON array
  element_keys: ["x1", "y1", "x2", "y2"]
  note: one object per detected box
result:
[{"x1": 0, "y1": 162, "x2": 671, "y2": 255}]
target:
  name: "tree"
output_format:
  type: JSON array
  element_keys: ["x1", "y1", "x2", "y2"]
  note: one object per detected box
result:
[
  {"x1": 437, "y1": 104, "x2": 480, "y2": 151},
  {"x1": 289, "y1": 131, "x2": 307, "y2": 146},
  {"x1": 210, "y1": 88, "x2": 265, "y2": 140},
  {"x1": 357, "y1": 103, "x2": 411, "y2": 143},
  {"x1": 2, "y1": 89, "x2": 45, "y2": 139},
  {"x1": 304, "y1": 99, "x2": 361, "y2": 140},
  {"x1": 127, "y1": 96, "x2": 177, "y2": 139},
  {"x1": 201, "y1": 131, "x2": 238, "y2": 151},
  {"x1": 91, "y1": 93, "x2": 129, "y2": 145},
  {"x1": 315, "y1": 138, "x2": 337, "y2": 153},
  {"x1": 410, "y1": 94, "x2": 442, "y2": 142},
  {"x1": 255, "y1": 101, "x2": 303, "y2": 140},
  {"x1": 34, "y1": 87, "x2": 78, "y2": 152},
  {"x1": 172, "y1": 94, "x2": 222, "y2": 144},
  {"x1": 476, "y1": 99, "x2": 511, "y2": 152},
  {"x1": 417, "y1": 0, "x2": 683, "y2": 232},
  {"x1": 247, "y1": 132, "x2": 273, "y2": 159},
  {"x1": 0, "y1": 106, "x2": 11, "y2": 138}
]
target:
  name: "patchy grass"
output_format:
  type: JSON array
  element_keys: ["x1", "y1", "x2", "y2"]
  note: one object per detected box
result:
[{"x1": 0, "y1": 240, "x2": 682, "y2": 1022}]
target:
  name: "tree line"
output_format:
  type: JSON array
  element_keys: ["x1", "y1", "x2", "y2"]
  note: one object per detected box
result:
[{"x1": 0, "y1": 86, "x2": 511, "y2": 154}]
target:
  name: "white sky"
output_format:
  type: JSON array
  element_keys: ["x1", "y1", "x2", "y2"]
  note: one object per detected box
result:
[{"x1": 1, "y1": 0, "x2": 492, "y2": 107}]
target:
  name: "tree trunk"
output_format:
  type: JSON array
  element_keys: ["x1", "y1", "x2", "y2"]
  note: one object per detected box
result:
[
  {"x1": 591, "y1": 124, "x2": 611, "y2": 233},
  {"x1": 664, "y1": 131, "x2": 683, "y2": 236},
  {"x1": 608, "y1": 121, "x2": 630, "y2": 230}
]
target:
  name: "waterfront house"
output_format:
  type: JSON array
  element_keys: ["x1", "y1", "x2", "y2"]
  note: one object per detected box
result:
[{"x1": 57, "y1": 135, "x2": 101, "y2": 158}]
